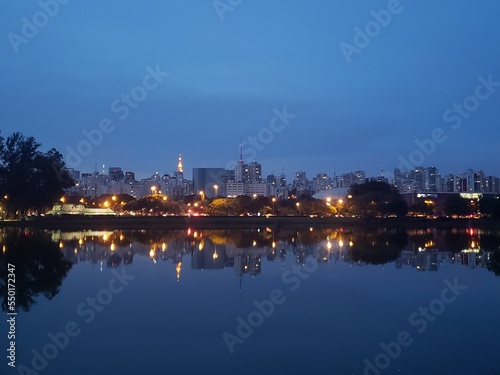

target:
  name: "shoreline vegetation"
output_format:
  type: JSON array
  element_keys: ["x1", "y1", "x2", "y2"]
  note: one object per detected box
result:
[{"x1": 1, "y1": 216, "x2": 500, "y2": 230}]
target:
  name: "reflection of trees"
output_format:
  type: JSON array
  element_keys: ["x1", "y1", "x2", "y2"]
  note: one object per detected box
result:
[
  {"x1": 479, "y1": 233, "x2": 500, "y2": 252},
  {"x1": 442, "y1": 231, "x2": 471, "y2": 253},
  {"x1": 486, "y1": 252, "x2": 500, "y2": 277},
  {"x1": 349, "y1": 229, "x2": 408, "y2": 265},
  {"x1": 0, "y1": 229, "x2": 73, "y2": 312}
]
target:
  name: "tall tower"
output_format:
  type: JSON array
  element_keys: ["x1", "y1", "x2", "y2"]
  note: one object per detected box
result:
[
  {"x1": 177, "y1": 154, "x2": 183, "y2": 174},
  {"x1": 175, "y1": 154, "x2": 184, "y2": 186},
  {"x1": 279, "y1": 161, "x2": 286, "y2": 187},
  {"x1": 234, "y1": 139, "x2": 245, "y2": 183}
]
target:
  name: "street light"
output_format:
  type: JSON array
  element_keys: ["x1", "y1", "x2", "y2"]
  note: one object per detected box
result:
[
  {"x1": 272, "y1": 197, "x2": 276, "y2": 215},
  {"x1": 199, "y1": 190, "x2": 205, "y2": 200},
  {"x1": 213, "y1": 184, "x2": 219, "y2": 197},
  {"x1": 253, "y1": 193, "x2": 257, "y2": 199},
  {"x1": 296, "y1": 202, "x2": 300, "y2": 215},
  {"x1": 151, "y1": 186, "x2": 157, "y2": 195}
]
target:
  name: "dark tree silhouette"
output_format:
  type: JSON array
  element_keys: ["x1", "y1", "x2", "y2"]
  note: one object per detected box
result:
[
  {"x1": 348, "y1": 181, "x2": 408, "y2": 218},
  {"x1": 0, "y1": 132, "x2": 74, "y2": 216},
  {"x1": 480, "y1": 196, "x2": 500, "y2": 219},
  {"x1": 349, "y1": 229, "x2": 408, "y2": 265},
  {"x1": 0, "y1": 229, "x2": 73, "y2": 312},
  {"x1": 442, "y1": 195, "x2": 471, "y2": 217}
]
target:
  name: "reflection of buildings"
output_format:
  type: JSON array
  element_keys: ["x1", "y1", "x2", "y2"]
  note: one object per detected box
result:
[{"x1": 55, "y1": 228, "x2": 497, "y2": 279}]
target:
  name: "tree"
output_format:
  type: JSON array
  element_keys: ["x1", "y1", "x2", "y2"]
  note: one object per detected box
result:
[
  {"x1": 206, "y1": 198, "x2": 235, "y2": 216},
  {"x1": 443, "y1": 195, "x2": 470, "y2": 217},
  {"x1": 0, "y1": 132, "x2": 74, "y2": 217},
  {"x1": 479, "y1": 195, "x2": 500, "y2": 219},
  {"x1": 347, "y1": 181, "x2": 408, "y2": 218}
]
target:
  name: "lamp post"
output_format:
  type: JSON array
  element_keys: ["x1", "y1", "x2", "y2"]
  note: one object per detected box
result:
[
  {"x1": 213, "y1": 184, "x2": 219, "y2": 197},
  {"x1": 272, "y1": 197, "x2": 276, "y2": 215},
  {"x1": 199, "y1": 190, "x2": 205, "y2": 201},
  {"x1": 296, "y1": 202, "x2": 300, "y2": 215}
]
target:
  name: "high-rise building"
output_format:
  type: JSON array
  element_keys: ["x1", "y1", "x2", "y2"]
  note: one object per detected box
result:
[
  {"x1": 192, "y1": 168, "x2": 226, "y2": 198},
  {"x1": 108, "y1": 167, "x2": 124, "y2": 181},
  {"x1": 294, "y1": 171, "x2": 307, "y2": 188},
  {"x1": 248, "y1": 161, "x2": 262, "y2": 183},
  {"x1": 425, "y1": 167, "x2": 438, "y2": 192},
  {"x1": 124, "y1": 171, "x2": 135, "y2": 184},
  {"x1": 313, "y1": 173, "x2": 330, "y2": 193},
  {"x1": 174, "y1": 154, "x2": 184, "y2": 187}
]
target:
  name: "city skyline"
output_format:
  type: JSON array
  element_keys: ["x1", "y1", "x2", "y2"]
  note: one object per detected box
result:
[
  {"x1": 2, "y1": 1, "x2": 500, "y2": 178},
  {"x1": 69, "y1": 153, "x2": 498, "y2": 184}
]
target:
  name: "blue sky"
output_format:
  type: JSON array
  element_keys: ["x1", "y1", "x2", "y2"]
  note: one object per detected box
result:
[{"x1": 1, "y1": 0, "x2": 499, "y2": 179}]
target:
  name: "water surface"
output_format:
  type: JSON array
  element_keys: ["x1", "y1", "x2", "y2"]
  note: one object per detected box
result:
[{"x1": 1, "y1": 227, "x2": 499, "y2": 375}]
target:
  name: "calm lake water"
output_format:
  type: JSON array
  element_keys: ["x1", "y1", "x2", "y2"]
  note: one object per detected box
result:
[{"x1": 1, "y1": 226, "x2": 500, "y2": 375}]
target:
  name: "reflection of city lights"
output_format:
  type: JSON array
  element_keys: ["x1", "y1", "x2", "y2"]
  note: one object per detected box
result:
[
  {"x1": 338, "y1": 239, "x2": 344, "y2": 248},
  {"x1": 253, "y1": 240, "x2": 257, "y2": 247},
  {"x1": 187, "y1": 228, "x2": 191, "y2": 236},
  {"x1": 162, "y1": 243, "x2": 167, "y2": 251},
  {"x1": 103, "y1": 234, "x2": 108, "y2": 241},
  {"x1": 213, "y1": 250, "x2": 218, "y2": 260},
  {"x1": 176, "y1": 262, "x2": 182, "y2": 280},
  {"x1": 272, "y1": 241, "x2": 276, "y2": 248},
  {"x1": 198, "y1": 241, "x2": 204, "y2": 251},
  {"x1": 74, "y1": 248, "x2": 78, "y2": 254},
  {"x1": 471, "y1": 241, "x2": 475, "y2": 248},
  {"x1": 110, "y1": 243, "x2": 116, "y2": 251},
  {"x1": 349, "y1": 241, "x2": 354, "y2": 247},
  {"x1": 327, "y1": 241, "x2": 332, "y2": 250},
  {"x1": 78, "y1": 239, "x2": 83, "y2": 246},
  {"x1": 119, "y1": 234, "x2": 124, "y2": 241},
  {"x1": 59, "y1": 241, "x2": 63, "y2": 248},
  {"x1": 149, "y1": 249, "x2": 155, "y2": 258},
  {"x1": 193, "y1": 231, "x2": 198, "y2": 238}
]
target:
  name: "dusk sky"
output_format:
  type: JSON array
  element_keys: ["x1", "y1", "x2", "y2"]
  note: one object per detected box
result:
[{"x1": 1, "y1": 1, "x2": 500, "y2": 180}]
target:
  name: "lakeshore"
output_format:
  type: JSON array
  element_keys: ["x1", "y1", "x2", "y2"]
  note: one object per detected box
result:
[{"x1": 1, "y1": 215, "x2": 500, "y2": 230}]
